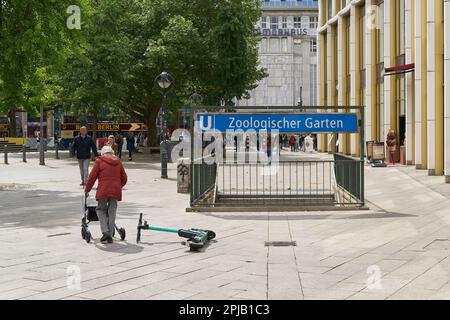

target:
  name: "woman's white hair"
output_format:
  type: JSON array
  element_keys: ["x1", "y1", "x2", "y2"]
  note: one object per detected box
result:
[{"x1": 101, "y1": 145, "x2": 114, "y2": 156}]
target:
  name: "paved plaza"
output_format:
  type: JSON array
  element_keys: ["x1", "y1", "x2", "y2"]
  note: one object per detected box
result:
[{"x1": 1, "y1": 151, "x2": 450, "y2": 300}]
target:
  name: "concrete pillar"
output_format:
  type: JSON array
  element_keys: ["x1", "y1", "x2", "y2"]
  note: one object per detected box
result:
[
  {"x1": 337, "y1": 15, "x2": 344, "y2": 153},
  {"x1": 427, "y1": 0, "x2": 436, "y2": 175},
  {"x1": 383, "y1": 1, "x2": 392, "y2": 142},
  {"x1": 414, "y1": 0, "x2": 423, "y2": 168},
  {"x1": 327, "y1": 25, "x2": 333, "y2": 153},
  {"x1": 350, "y1": 5, "x2": 357, "y2": 155},
  {"x1": 405, "y1": 0, "x2": 415, "y2": 165},
  {"x1": 364, "y1": 2, "x2": 373, "y2": 143},
  {"x1": 319, "y1": 30, "x2": 328, "y2": 152},
  {"x1": 444, "y1": 0, "x2": 450, "y2": 182},
  {"x1": 434, "y1": 0, "x2": 444, "y2": 176},
  {"x1": 368, "y1": 1, "x2": 378, "y2": 142},
  {"x1": 330, "y1": 23, "x2": 338, "y2": 153}
]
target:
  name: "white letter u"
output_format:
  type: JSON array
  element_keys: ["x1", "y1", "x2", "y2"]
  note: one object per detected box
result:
[{"x1": 198, "y1": 116, "x2": 212, "y2": 130}]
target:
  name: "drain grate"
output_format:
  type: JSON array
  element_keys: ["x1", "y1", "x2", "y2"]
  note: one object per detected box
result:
[{"x1": 265, "y1": 241, "x2": 297, "y2": 247}]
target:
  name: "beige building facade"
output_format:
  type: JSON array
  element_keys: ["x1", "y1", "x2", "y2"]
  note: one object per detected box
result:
[{"x1": 317, "y1": 0, "x2": 450, "y2": 182}]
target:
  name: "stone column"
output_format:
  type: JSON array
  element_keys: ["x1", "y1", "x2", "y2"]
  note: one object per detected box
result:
[
  {"x1": 444, "y1": 0, "x2": 450, "y2": 182},
  {"x1": 350, "y1": 5, "x2": 357, "y2": 155},
  {"x1": 383, "y1": 0, "x2": 392, "y2": 143},
  {"x1": 405, "y1": 0, "x2": 415, "y2": 165},
  {"x1": 427, "y1": 0, "x2": 436, "y2": 175}
]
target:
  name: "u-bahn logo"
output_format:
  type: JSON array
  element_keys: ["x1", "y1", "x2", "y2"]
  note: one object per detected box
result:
[{"x1": 197, "y1": 115, "x2": 213, "y2": 131}]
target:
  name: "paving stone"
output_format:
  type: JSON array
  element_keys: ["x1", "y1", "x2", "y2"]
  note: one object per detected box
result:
[
  {"x1": 3, "y1": 153, "x2": 450, "y2": 300},
  {"x1": 77, "y1": 282, "x2": 141, "y2": 300}
]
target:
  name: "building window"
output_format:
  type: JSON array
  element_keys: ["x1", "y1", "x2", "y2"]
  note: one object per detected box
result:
[
  {"x1": 260, "y1": 37, "x2": 267, "y2": 53},
  {"x1": 282, "y1": 16, "x2": 288, "y2": 29},
  {"x1": 310, "y1": 16, "x2": 319, "y2": 29},
  {"x1": 281, "y1": 37, "x2": 288, "y2": 52},
  {"x1": 328, "y1": 0, "x2": 333, "y2": 19},
  {"x1": 261, "y1": 16, "x2": 267, "y2": 29},
  {"x1": 294, "y1": 16, "x2": 302, "y2": 29},
  {"x1": 270, "y1": 16, "x2": 278, "y2": 30},
  {"x1": 310, "y1": 39, "x2": 317, "y2": 52}
]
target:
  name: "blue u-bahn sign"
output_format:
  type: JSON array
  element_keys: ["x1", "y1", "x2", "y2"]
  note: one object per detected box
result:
[{"x1": 196, "y1": 113, "x2": 358, "y2": 133}]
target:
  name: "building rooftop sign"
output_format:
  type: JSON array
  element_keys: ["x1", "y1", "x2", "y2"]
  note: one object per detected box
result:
[
  {"x1": 261, "y1": 0, "x2": 319, "y2": 9},
  {"x1": 257, "y1": 28, "x2": 310, "y2": 36}
]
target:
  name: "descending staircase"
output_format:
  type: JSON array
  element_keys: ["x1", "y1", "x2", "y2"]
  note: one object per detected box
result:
[{"x1": 210, "y1": 193, "x2": 339, "y2": 211}]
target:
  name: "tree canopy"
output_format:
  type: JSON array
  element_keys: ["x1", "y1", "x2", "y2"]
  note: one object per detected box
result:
[{"x1": 0, "y1": 0, "x2": 266, "y2": 143}]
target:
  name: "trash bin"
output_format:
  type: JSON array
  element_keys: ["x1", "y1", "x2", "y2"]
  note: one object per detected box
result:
[
  {"x1": 177, "y1": 158, "x2": 190, "y2": 193},
  {"x1": 168, "y1": 140, "x2": 180, "y2": 163}
]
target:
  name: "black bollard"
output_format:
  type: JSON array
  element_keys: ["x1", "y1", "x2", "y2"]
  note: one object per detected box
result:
[
  {"x1": 55, "y1": 143, "x2": 60, "y2": 160},
  {"x1": 22, "y1": 144, "x2": 27, "y2": 163},
  {"x1": 4, "y1": 145, "x2": 8, "y2": 165}
]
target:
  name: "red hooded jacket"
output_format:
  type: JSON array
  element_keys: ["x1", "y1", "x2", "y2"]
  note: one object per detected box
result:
[{"x1": 85, "y1": 156, "x2": 128, "y2": 201}]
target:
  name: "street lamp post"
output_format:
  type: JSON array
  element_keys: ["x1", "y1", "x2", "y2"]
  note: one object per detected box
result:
[
  {"x1": 155, "y1": 70, "x2": 175, "y2": 179},
  {"x1": 297, "y1": 86, "x2": 303, "y2": 112},
  {"x1": 39, "y1": 105, "x2": 45, "y2": 166}
]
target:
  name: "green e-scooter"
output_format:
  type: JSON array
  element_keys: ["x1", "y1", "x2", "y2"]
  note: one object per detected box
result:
[{"x1": 136, "y1": 213, "x2": 216, "y2": 251}]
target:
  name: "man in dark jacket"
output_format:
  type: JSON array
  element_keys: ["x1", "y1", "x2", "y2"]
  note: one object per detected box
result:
[{"x1": 72, "y1": 126, "x2": 98, "y2": 186}]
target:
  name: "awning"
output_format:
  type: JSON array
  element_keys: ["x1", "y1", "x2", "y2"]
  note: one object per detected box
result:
[{"x1": 384, "y1": 63, "x2": 415, "y2": 76}]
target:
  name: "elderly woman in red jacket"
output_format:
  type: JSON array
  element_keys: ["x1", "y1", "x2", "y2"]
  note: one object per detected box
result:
[{"x1": 85, "y1": 145, "x2": 128, "y2": 243}]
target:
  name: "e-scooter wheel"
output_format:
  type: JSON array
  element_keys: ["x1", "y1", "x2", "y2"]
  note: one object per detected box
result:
[
  {"x1": 119, "y1": 228, "x2": 126, "y2": 241},
  {"x1": 189, "y1": 242, "x2": 203, "y2": 252},
  {"x1": 206, "y1": 230, "x2": 216, "y2": 240}
]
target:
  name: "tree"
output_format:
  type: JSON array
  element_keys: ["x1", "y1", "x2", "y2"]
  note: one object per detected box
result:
[
  {"x1": 59, "y1": 0, "x2": 134, "y2": 139},
  {"x1": 118, "y1": 0, "x2": 266, "y2": 146},
  {"x1": 0, "y1": 0, "x2": 80, "y2": 136}
]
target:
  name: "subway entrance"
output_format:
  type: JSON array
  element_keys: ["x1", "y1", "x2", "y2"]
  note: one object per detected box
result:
[{"x1": 188, "y1": 106, "x2": 367, "y2": 212}]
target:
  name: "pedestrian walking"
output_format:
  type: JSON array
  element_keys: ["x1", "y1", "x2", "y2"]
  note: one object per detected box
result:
[
  {"x1": 106, "y1": 135, "x2": 118, "y2": 155},
  {"x1": 115, "y1": 131, "x2": 124, "y2": 160},
  {"x1": 84, "y1": 146, "x2": 128, "y2": 244},
  {"x1": 294, "y1": 135, "x2": 300, "y2": 152},
  {"x1": 71, "y1": 126, "x2": 98, "y2": 186},
  {"x1": 289, "y1": 135, "x2": 296, "y2": 152},
  {"x1": 266, "y1": 134, "x2": 272, "y2": 160},
  {"x1": 126, "y1": 132, "x2": 135, "y2": 161},
  {"x1": 386, "y1": 130, "x2": 397, "y2": 164}
]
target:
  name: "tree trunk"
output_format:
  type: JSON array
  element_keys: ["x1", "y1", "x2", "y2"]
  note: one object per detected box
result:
[
  {"x1": 8, "y1": 108, "x2": 16, "y2": 137},
  {"x1": 92, "y1": 112, "x2": 98, "y2": 141},
  {"x1": 145, "y1": 107, "x2": 160, "y2": 147}
]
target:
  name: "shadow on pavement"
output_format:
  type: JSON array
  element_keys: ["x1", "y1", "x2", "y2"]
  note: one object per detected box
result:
[
  {"x1": 93, "y1": 240, "x2": 144, "y2": 254},
  {"x1": 199, "y1": 211, "x2": 415, "y2": 221},
  {"x1": 0, "y1": 189, "x2": 144, "y2": 230}
]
